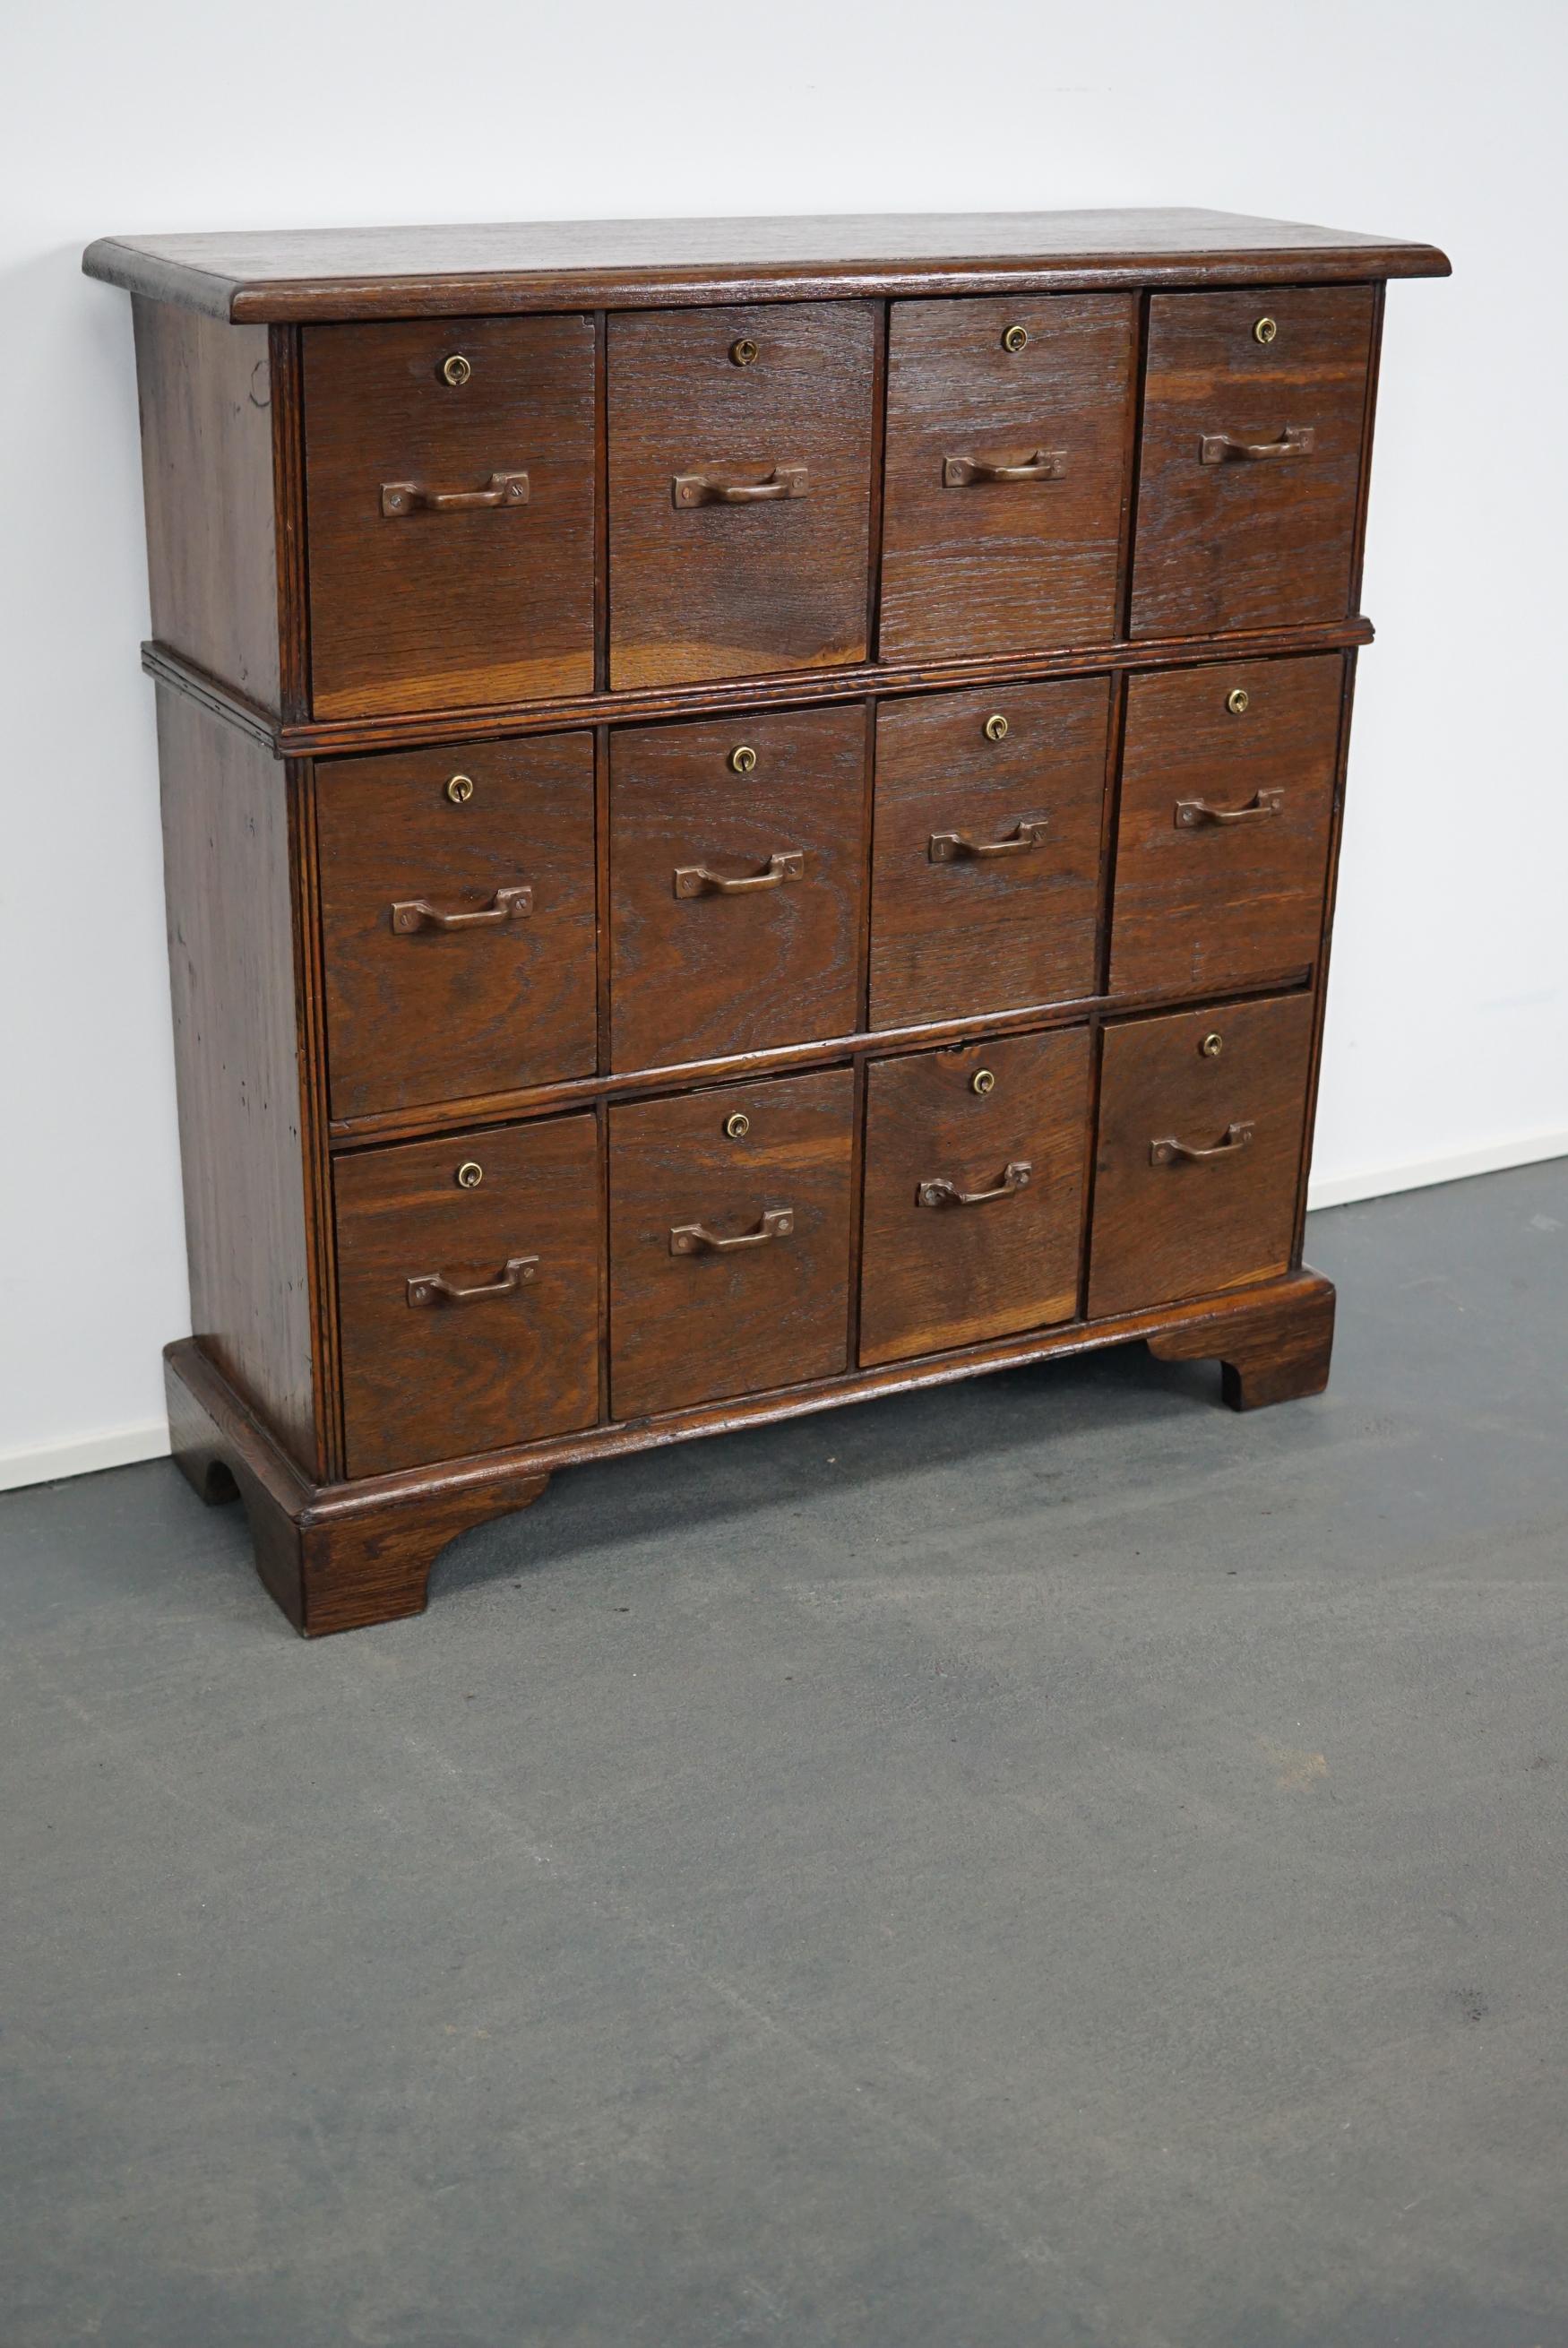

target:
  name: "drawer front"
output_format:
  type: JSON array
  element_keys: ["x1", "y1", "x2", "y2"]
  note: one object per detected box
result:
[
  {"x1": 335, "y1": 1116, "x2": 600, "y2": 1478},
  {"x1": 859, "y1": 1029, "x2": 1091, "y2": 1368},
  {"x1": 1088, "y1": 995, "x2": 1314, "y2": 1319},
  {"x1": 609, "y1": 1069, "x2": 855, "y2": 1418},
  {"x1": 319, "y1": 736, "x2": 596, "y2": 1120},
  {"x1": 869, "y1": 678, "x2": 1108, "y2": 1030},
  {"x1": 1109, "y1": 656, "x2": 1342, "y2": 996},
  {"x1": 879, "y1": 294, "x2": 1136, "y2": 662},
  {"x1": 304, "y1": 315, "x2": 595, "y2": 718},
  {"x1": 1128, "y1": 288, "x2": 1374, "y2": 640},
  {"x1": 607, "y1": 303, "x2": 876, "y2": 689},
  {"x1": 610, "y1": 707, "x2": 865, "y2": 1072}
]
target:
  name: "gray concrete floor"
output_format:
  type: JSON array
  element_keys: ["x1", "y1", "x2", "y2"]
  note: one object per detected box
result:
[{"x1": 3, "y1": 1164, "x2": 1566, "y2": 2348}]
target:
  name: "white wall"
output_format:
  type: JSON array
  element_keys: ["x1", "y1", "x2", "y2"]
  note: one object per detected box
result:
[{"x1": 3, "y1": 0, "x2": 1564, "y2": 1487}]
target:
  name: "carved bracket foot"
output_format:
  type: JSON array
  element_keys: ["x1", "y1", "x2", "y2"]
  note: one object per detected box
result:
[{"x1": 1146, "y1": 1268, "x2": 1335, "y2": 1411}]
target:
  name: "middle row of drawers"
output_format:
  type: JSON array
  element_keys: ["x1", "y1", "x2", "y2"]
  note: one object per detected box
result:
[{"x1": 318, "y1": 651, "x2": 1344, "y2": 1120}]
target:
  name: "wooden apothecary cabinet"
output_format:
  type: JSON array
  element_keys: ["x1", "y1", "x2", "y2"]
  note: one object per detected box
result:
[{"x1": 83, "y1": 208, "x2": 1447, "y2": 1633}]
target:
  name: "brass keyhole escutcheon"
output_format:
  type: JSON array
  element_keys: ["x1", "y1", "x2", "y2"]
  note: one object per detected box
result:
[
  {"x1": 441, "y1": 353, "x2": 473, "y2": 386},
  {"x1": 729, "y1": 744, "x2": 758, "y2": 775},
  {"x1": 456, "y1": 1160, "x2": 484, "y2": 1188},
  {"x1": 1002, "y1": 324, "x2": 1030, "y2": 353},
  {"x1": 972, "y1": 1068, "x2": 996, "y2": 1096},
  {"x1": 1226, "y1": 688, "x2": 1250, "y2": 717},
  {"x1": 725, "y1": 1111, "x2": 751, "y2": 1140},
  {"x1": 730, "y1": 337, "x2": 760, "y2": 367},
  {"x1": 1253, "y1": 315, "x2": 1278, "y2": 347},
  {"x1": 1200, "y1": 1033, "x2": 1224, "y2": 1060},
  {"x1": 445, "y1": 773, "x2": 476, "y2": 804},
  {"x1": 983, "y1": 712, "x2": 1009, "y2": 743}
]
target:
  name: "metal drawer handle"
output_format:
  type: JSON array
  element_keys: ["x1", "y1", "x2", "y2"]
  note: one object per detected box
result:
[
  {"x1": 670, "y1": 1207, "x2": 795, "y2": 1256},
  {"x1": 381, "y1": 470, "x2": 530, "y2": 516},
  {"x1": 674, "y1": 850, "x2": 804, "y2": 899},
  {"x1": 391, "y1": 884, "x2": 532, "y2": 933},
  {"x1": 672, "y1": 464, "x2": 807, "y2": 508},
  {"x1": 943, "y1": 448, "x2": 1066, "y2": 488},
  {"x1": 1198, "y1": 425, "x2": 1315, "y2": 466},
  {"x1": 1174, "y1": 788, "x2": 1285, "y2": 830},
  {"x1": 929, "y1": 818, "x2": 1049, "y2": 864},
  {"x1": 917, "y1": 1161, "x2": 1032, "y2": 1210},
  {"x1": 406, "y1": 1255, "x2": 538, "y2": 1308},
  {"x1": 1149, "y1": 1121, "x2": 1255, "y2": 1168}
]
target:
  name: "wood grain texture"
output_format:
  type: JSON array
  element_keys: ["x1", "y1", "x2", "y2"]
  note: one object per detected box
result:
[
  {"x1": 1108, "y1": 653, "x2": 1343, "y2": 995},
  {"x1": 303, "y1": 314, "x2": 595, "y2": 715},
  {"x1": 609, "y1": 1068, "x2": 854, "y2": 1419},
  {"x1": 610, "y1": 706, "x2": 864, "y2": 1070},
  {"x1": 154, "y1": 686, "x2": 319, "y2": 1470},
  {"x1": 317, "y1": 733, "x2": 596, "y2": 1118},
  {"x1": 858, "y1": 1027, "x2": 1091, "y2": 1367},
  {"x1": 334, "y1": 1113, "x2": 600, "y2": 1477},
  {"x1": 1089, "y1": 992, "x2": 1315, "y2": 1318},
  {"x1": 132, "y1": 298, "x2": 280, "y2": 712},
  {"x1": 879, "y1": 294, "x2": 1135, "y2": 660},
  {"x1": 84, "y1": 210, "x2": 1451, "y2": 321},
  {"x1": 607, "y1": 303, "x2": 875, "y2": 687},
  {"x1": 869, "y1": 678, "x2": 1109, "y2": 1028},
  {"x1": 1148, "y1": 1266, "x2": 1335, "y2": 1410},
  {"x1": 1130, "y1": 287, "x2": 1375, "y2": 639}
]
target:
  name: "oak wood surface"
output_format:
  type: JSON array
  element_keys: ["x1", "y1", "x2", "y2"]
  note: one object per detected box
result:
[
  {"x1": 85, "y1": 210, "x2": 1450, "y2": 322},
  {"x1": 1148, "y1": 1265, "x2": 1334, "y2": 1410},
  {"x1": 879, "y1": 294, "x2": 1135, "y2": 661},
  {"x1": 858, "y1": 1028, "x2": 1091, "y2": 1367},
  {"x1": 1089, "y1": 992, "x2": 1315, "y2": 1318},
  {"x1": 608, "y1": 1068, "x2": 855, "y2": 1419},
  {"x1": 1130, "y1": 287, "x2": 1375, "y2": 639},
  {"x1": 333, "y1": 1113, "x2": 600, "y2": 1478},
  {"x1": 132, "y1": 299, "x2": 280, "y2": 712},
  {"x1": 868, "y1": 677, "x2": 1110, "y2": 1029},
  {"x1": 609, "y1": 705, "x2": 864, "y2": 1071},
  {"x1": 1108, "y1": 652, "x2": 1343, "y2": 995},
  {"x1": 303, "y1": 314, "x2": 596, "y2": 715},
  {"x1": 317, "y1": 733, "x2": 596, "y2": 1118},
  {"x1": 607, "y1": 303, "x2": 875, "y2": 687}
]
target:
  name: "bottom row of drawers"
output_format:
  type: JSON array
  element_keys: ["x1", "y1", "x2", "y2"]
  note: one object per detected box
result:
[{"x1": 333, "y1": 991, "x2": 1316, "y2": 1478}]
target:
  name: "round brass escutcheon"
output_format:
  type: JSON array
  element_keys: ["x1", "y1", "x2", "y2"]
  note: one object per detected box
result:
[
  {"x1": 972, "y1": 1068, "x2": 996, "y2": 1096},
  {"x1": 730, "y1": 337, "x2": 760, "y2": 367},
  {"x1": 456, "y1": 1160, "x2": 484, "y2": 1188},
  {"x1": 983, "y1": 712, "x2": 1010, "y2": 743},
  {"x1": 729, "y1": 744, "x2": 758, "y2": 776},
  {"x1": 1002, "y1": 323, "x2": 1030, "y2": 354},
  {"x1": 441, "y1": 352, "x2": 473, "y2": 387},
  {"x1": 1226, "y1": 687, "x2": 1251, "y2": 717},
  {"x1": 725, "y1": 1111, "x2": 751, "y2": 1140},
  {"x1": 1200, "y1": 1032, "x2": 1224, "y2": 1060},
  {"x1": 445, "y1": 773, "x2": 476, "y2": 804},
  {"x1": 1253, "y1": 315, "x2": 1278, "y2": 347}
]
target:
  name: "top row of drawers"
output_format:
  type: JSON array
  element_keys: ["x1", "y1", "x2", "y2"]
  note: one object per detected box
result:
[{"x1": 301, "y1": 286, "x2": 1376, "y2": 719}]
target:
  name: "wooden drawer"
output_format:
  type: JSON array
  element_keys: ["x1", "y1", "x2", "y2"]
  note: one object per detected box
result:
[
  {"x1": 335, "y1": 1116, "x2": 600, "y2": 1478},
  {"x1": 609, "y1": 1069, "x2": 854, "y2": 1418},
  {"x1": 1128, "y1": 288, "x2": 1374, "y2": 640},
  {"x1": 303, "y1": 315, "x2": 596, "y2": 718},
  {"x1": 869, "y1": 678, "x2": 1108, "y2": 1030},
  {"x1": 319, "y1": 736, "x2": 596, "y2": 1120},
  {"x1": 610, "y1": 707, "x2": 865, "y2": 1072},
  {"x1": 879, "y1": 294, "x2": 1135, "y2": 662},
  {"x1": 1088, "y1": 994, "x2": 1314, "y2": 1319},
  {"x1": 1109, "y1": 656, "x2": 1341, "y2": 996},
  {"x1": 859, "y1": 1029, "x2": 1091, "y2": 1368},
  {"x1": 607, "y1": 303, "x2": 876, "y2": 689}
]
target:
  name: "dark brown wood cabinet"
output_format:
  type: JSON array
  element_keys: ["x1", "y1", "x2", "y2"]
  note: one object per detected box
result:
[{"x1": 85, "y1": 206, "x2": 1447, "y2": 1633}]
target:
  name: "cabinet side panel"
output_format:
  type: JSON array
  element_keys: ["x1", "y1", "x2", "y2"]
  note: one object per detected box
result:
[
  {"x1": 133, "y1": 298, "x2": 281, "y2": 713},
  {"x1": 156, "y1": 685, "x2": 317, "y2": 1468}
]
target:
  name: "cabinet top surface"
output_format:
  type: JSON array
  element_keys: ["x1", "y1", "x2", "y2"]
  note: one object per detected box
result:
[{"x1": 82, "y1": 206, "x2": 1449, "y2": 323}]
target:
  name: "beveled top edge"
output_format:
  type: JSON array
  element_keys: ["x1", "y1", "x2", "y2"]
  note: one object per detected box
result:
[{"x1": 82, "y1": 207, "x2": 1451, "y2": 321}]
